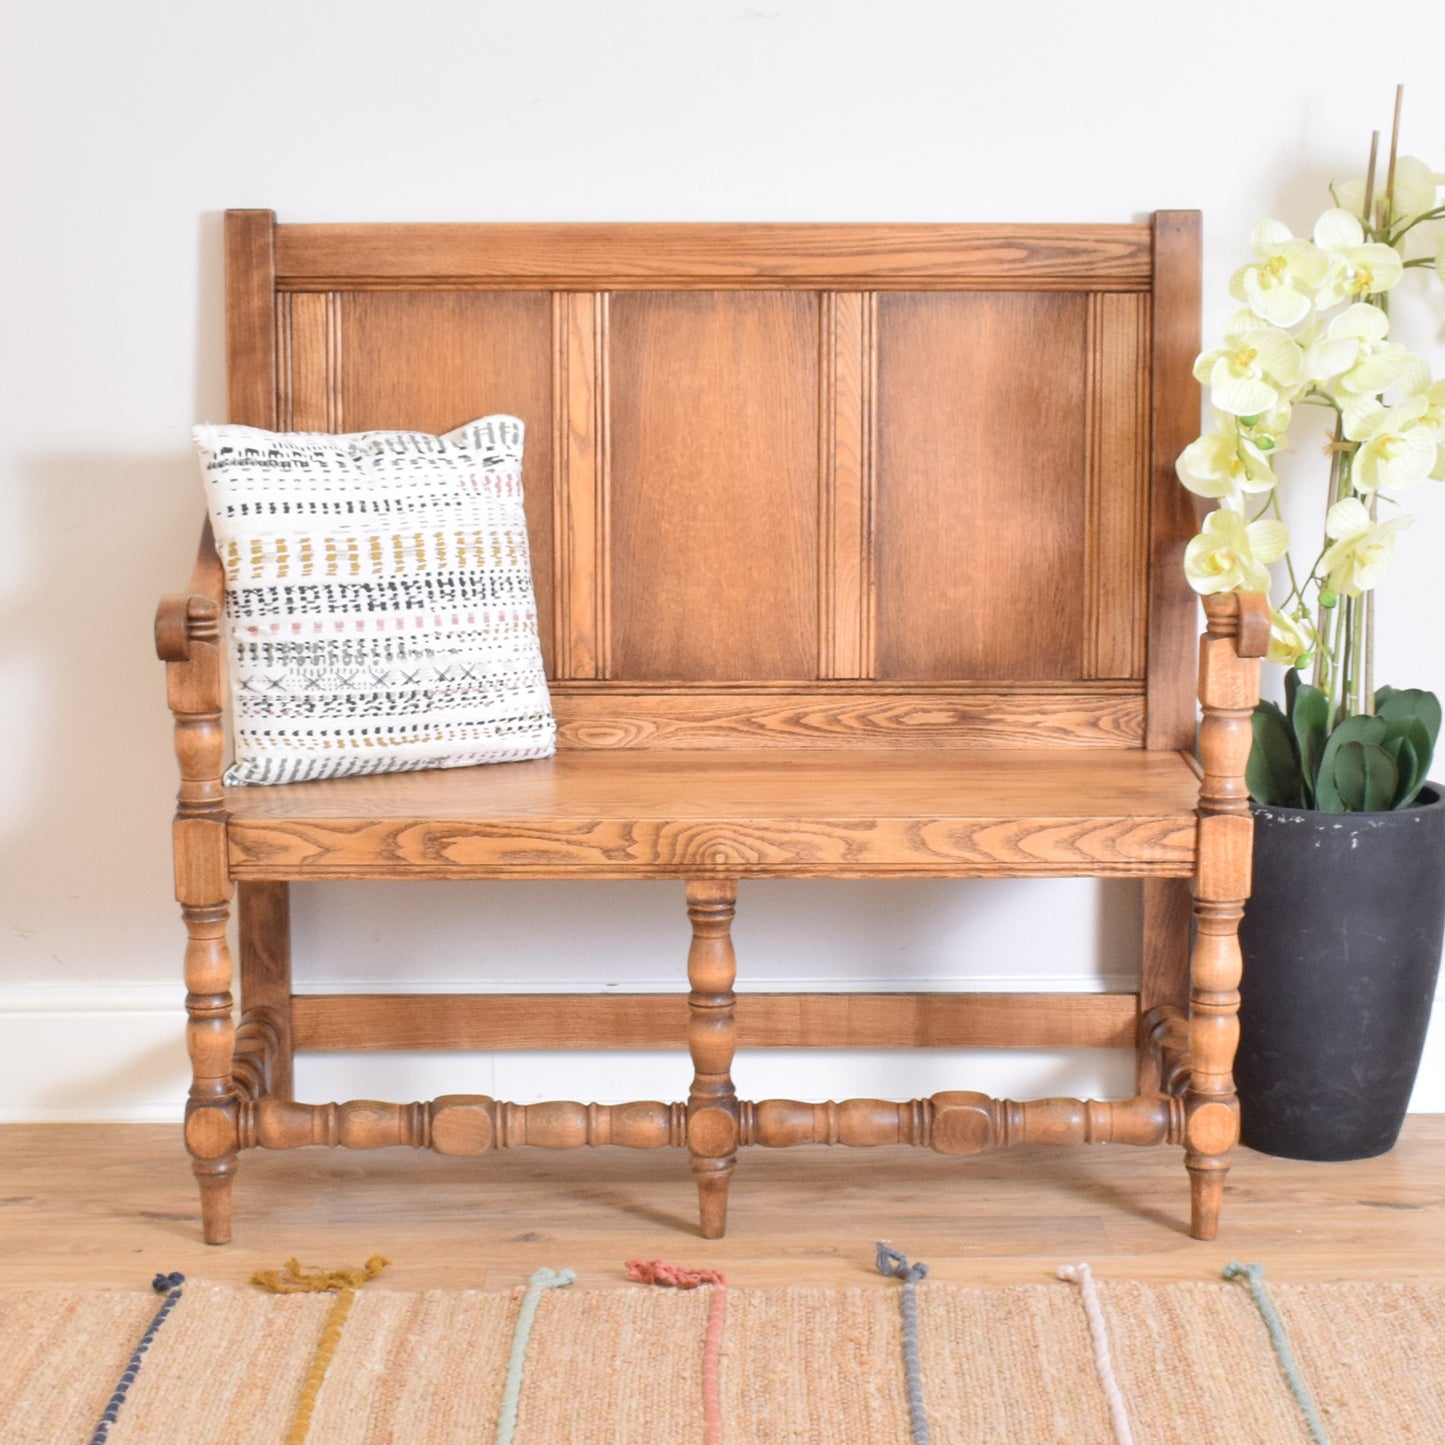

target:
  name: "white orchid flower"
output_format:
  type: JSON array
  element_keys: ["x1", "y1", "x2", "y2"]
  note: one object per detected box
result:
[
  {"x1": 1342, "y1": 395, "x2": 1439, "y2": 493},
  {"x1": 1300, "y1": 319, "x2": 1365, "y2": 387},
  {"x1": 1335, "y1": 156, "x2": 1444, "y2": 228},
  {"x1": 1435, "y1": 236, "x2": 1445, "y2": 284},
  {"x1": 1228, "y1": 220, "x2": 1328, "y2": 328},
  {"x1": 1327, "y1": 303, "x2": 1420, "y2": 396},
  {"x1": 1176, "y1": 427, "x2": 1279, "y2": 505},
  {"x1": 1183, "y1": 508, "x2": 1290, "y2": 595},
  {"x1": 1266, "y1": 607, "x2": 1316, "y2": 669},
  {"x1": 1313, "y1": 209, "x2": 1404, "y2": 306},
  {"x1": 1193, "y1": 316, "x2": 1305, "y2": 417},
  {"x1": 1398, "y1": 376, "x2": 1445, "y2": 481},
  {"x1": 1319, "y1": 498, "x2": 1413, "y2": 595}
]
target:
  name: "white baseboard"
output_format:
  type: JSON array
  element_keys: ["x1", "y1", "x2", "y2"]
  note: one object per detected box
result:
[{"x1": 2, "y1": 980, "x2": 1439, "y2": 1122}]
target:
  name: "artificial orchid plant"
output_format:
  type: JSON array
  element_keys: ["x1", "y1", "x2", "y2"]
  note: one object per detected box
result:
[{"x1": 1179, "y1": 89, "x2": 1444, "y2": 812}]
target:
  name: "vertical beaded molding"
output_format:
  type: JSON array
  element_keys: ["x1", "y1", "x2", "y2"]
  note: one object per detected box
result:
[
  {"x1": 1186, "y1": 593, "x2": 1267, "y2": 1239},
  {"x1": 685, "y1": 880, "x2": 740, "y2": 1239},
  {"x1": 164, "y1": 592, "x2": 240, "y2": 1245}
]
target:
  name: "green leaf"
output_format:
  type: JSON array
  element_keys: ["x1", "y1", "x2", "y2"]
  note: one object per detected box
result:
[
  {"x1": 1247, "y1": 702, "x2": 1304, "y2": 807},
  {"x1": 1315, "y1": 715, "x2": 1388, "y2": 813},
  {"x1": 1284, "y1": 667, "x2": 1301, "y2": 717},
  {"x1": 1382, "y1": 718, "x2": 1431, "y2": 807},
  {"x1": 1382, "y1": 735, "x2": 1422, "y2": 809},
  {"x1": 1329, "y1": 741, "x2": 1398, "y2": 812},
  {"x1": 1288, "y1": 682, "x2": 1330, "y2": 809},
  {"x1": 1376, "y1": 686, "x2": 1441, "y2": 754}
]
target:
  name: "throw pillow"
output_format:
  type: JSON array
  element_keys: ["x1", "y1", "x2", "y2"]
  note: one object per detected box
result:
[{"x1": 193, "y1": 414, "x2": 555, "y2": 786}]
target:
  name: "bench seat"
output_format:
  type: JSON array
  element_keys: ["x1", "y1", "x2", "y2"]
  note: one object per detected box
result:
[{"x1": 226, "y1": 748, "x2": 1203, "y2": 880}]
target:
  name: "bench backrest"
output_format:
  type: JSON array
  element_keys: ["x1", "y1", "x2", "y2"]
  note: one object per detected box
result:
[{"x1": 224, "y1": 213, "x2": 1200, "y2": 753}]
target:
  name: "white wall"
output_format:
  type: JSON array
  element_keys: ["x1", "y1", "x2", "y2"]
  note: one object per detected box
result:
[{"x1": 2, "y1": 0, "x2": 1442, "y2": 1121}]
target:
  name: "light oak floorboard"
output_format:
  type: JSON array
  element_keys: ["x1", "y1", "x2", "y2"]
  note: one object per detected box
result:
[{"x1": 2, "y1": 1120, "x2": 1441, "y2": 1292}]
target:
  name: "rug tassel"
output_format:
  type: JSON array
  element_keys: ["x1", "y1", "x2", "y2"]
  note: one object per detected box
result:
[
  {"x1": 1058, "y1": 1263, "x2": 1135, "y2": 1445},
  {"x1": 251, "y1": 1255, "x2": 390, "y2": 1294},
  {"x1": 1224, "y1": 1263, "x2": 1332, "y2": 1445},
  {"x1": 875, "y1": 1244, "x2": 932, "y2": 1445},
  {"x1": 497, "y1": 1267, "x2": 577, "y2": 1445},
  {"x1": 626, "y1": 1259, "x2": 727, "y2": 1445},
  {"x1": 88, "y1": 1272, "x2": 186, "y2": 1445},
  {"x1": 252, "y1": 1257, "x2": 390, "y2": 1445}
]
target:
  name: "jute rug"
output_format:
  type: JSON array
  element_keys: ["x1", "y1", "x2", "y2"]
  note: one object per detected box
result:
[{"x1": 2, "y1": 1257, "x2": 1441, "y2": 1444}]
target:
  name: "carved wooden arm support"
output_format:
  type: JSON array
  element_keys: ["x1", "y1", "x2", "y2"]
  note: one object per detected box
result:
[
  {"x1": 155, "y1": 519, "x2": 224, "y2": 662},
  {"x1": 1185, "y1": 589, "x2": 1267, "y2": 1238},
  {"x1": 156, "y1": 520, "x2": 227, "y2": 813}
]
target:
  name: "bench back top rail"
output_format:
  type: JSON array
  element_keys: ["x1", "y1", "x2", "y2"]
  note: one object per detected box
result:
[{"x1": 224, "y1": 213, "x2": 1201, "y2": 752}]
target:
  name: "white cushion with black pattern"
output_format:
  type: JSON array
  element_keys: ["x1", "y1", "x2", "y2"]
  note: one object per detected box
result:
[{"x1": 194, "y1": 414, "x2": 554, "y2": 786}]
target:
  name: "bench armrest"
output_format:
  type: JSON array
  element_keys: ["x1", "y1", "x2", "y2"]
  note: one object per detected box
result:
[
  {"x1": 155, "y1": 520, "x2": 224, "y2": 663},
  {"x1": 1211, "y1": 591, "x2": 1270, "y2": 660},
  {"x1": 157, "y1": 519, "x2": 227, "y2": 811}
]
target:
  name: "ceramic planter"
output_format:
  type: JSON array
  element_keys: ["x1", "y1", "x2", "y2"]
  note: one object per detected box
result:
[{"x1": 1235, "y1": 785, "x2": 1445, "y2": 1160}]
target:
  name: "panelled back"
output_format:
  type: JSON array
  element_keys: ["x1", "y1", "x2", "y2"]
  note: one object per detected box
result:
[{"x1": 226, "y1": 216, "x2": 1200, "y2": 751}]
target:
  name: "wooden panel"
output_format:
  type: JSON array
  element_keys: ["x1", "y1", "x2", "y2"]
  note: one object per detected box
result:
[
  {"x1": 336, "y1": 290, "x2": 556, "y2": 674},
  {"x1": 277, "y1": 293, "x2": 341, "y2": 431},
  {"x1": 1084, "y1": 293, "x2": 1150, "y2": 679},
  {"x1": 275, "y1": 222, "x2": 1155, "y2": 291},
  {"x1": 1139, "y1": 876, "x2": 1193, "y2": 1092},
  {"x1": 224, "y1": 210, "x2": 276, "y2": 428},
  {"x1": 874, "y1": 293, "x2": 1088, "y2": 680},
  {"x1": 1148, "y1": 211, "x2": 1204, "y2": 749},
  {"x1": 554, "y1": 292, "x2": 609, "y2": 679},
  {"x1": 224, "y1": 748, "x2": 1202, "y2": 880},
  {"x1": 607, "y1": 291, "x2": 819, "y2": 681},
  {"x1": 237, "y1": 881, "x2": 293, "y2": 1101},
  {"x1": 290, "y1": 991, "x2": 1138, "y2": 1052},
  {"x1": 819, "y1": 293, "x2": 876, "y2": 679},
  {"x1": 550, "y1": 684, "x2": 1143, "y2": 748}
]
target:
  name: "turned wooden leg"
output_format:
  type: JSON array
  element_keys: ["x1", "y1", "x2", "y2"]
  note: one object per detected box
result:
[
  {"x1": 1185, "y1": 897, "x2": 1244, "y2": 1240},
  {"x1": 181, "y1": 898, "x2": 239, "y2": 1245},
  {"x1": 685, "y1": 880, "x2": 740, "y2": 1239},
  {"x1": 1186, "y1": 596, "x2": 1263, "y2": 1240},
  {"x1": 162, "y1": 585, "x2": 239, "y2": 1244},
  {"x1": 238, "y1": 881, "x2": 294, "y2": 1100}
]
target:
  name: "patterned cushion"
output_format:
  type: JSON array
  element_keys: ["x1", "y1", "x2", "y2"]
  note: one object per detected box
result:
[{"x1": 193, "y1": 414, "x2": 555, "y2": 786}]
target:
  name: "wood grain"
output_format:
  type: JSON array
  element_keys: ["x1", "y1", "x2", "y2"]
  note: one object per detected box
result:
[
  {"x1": 8, "y1": 1120, "x2": 1444, "y2": 1289},
  {"x1": 549, "y1": 684, "x2": 1145, "y2": 749},
  {"x1": 237, "y1": 882, "x2": 293, "y2": 1101},
  {"x1": 289, "y1": 991, "x2": 1138, "y2": 1052},
  {"x1": 1084, "y1": 292, "x2": 1150, "y2": 679},
  {"x1": 873, "y1": 291, "x2": 1088, "y2": 680},
  {"x1": 274, "y1": 222, "x2": 1155, "y2": 291},
  {"x1": 553, "y1": 291, "x2": 609, "y2": 679},
  {"x1": 606, "y1": 290, "x2": 819, "y2": 680},
  {"x1": 223, "y1": 748, "x2": 1202, "y2": 879},
  {"x1": 224, "y1": 210, "x2": 276, "y2": 428},
  {"x1": 819, "y1": 291, "x2": 876, "y2": 678},
  {"x1": 1146, "y1": 211, "x2": 1203, "y2": 749},
  {"x1": 1184, "y1": 594, "x2": 1265, "y2": 1239},
  {"x1": 277, "y1": 292, "x2": 341, "y2": 432}
]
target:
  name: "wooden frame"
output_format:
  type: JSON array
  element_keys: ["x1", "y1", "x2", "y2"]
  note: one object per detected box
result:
[{"x1": 156, "y1": 210, "x2": 1266, "y2": 1245}]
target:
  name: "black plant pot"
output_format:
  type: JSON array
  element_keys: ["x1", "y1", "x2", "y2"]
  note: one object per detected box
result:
[{"x1": 1236, "y1": 784, "x2": 1445, "y2": 1161}]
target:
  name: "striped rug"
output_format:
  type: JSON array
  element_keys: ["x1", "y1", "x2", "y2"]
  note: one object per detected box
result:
[{"x1": 3, "y1": 1264, "x2": 1441, "y2": 1443}]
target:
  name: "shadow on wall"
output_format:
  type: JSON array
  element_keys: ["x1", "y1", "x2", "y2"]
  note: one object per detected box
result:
[
  {"x1": 1, "y1": 449, "x2": 214, "y2": 993},
  {"x1": 1, "y1": 213, "x2": 227, "y2": 999}
]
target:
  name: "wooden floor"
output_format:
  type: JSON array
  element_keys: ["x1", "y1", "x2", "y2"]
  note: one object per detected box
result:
[{"x1": 3, "y1": 1120, "x2": 1442, "y2": 1292}]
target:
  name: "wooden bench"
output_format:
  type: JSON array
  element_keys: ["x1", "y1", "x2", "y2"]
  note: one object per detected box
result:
[{"x1": 156, "y1": 210, "x2": 1268, "y2": 1246}]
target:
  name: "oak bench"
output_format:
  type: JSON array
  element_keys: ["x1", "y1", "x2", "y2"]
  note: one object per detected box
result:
[{"x1": 157, "y1": 210, "x2": 1267, "y2": 1244}]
